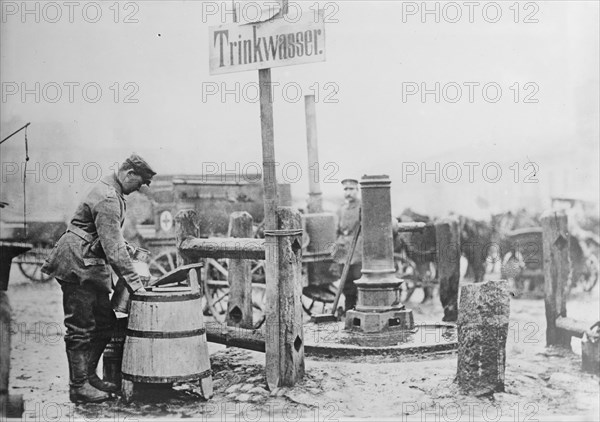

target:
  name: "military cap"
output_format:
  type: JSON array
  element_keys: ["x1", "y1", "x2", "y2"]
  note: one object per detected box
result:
[
  {"x1": 341, "y1": 178, "x2": 359, "y2": 187},
  {"x1": 125, "y1": 153, "x2": 156, "y2": 185}
]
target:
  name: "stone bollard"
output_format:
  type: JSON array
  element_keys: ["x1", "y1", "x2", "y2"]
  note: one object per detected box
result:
[{"x1": 456, "y1": 280, "x2": 510, "y2": 395}]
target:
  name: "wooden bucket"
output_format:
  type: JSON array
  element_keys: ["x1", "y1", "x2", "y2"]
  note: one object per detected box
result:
[
  {"x1": 102, "y1": 316, "x2": 128, "y2": 388},
  {"x1": 121, "y1": 270, "x2": 211, "y2": 383}
]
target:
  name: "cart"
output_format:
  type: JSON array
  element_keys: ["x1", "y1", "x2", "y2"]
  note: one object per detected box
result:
[
  {"x1": 0, "y1": 220, "x2": 67, "y2": 283},
  {"x1": 394, "y1": 221, "x2": 437, "y2": 302},
  {"x1": 502, "y1": 227, "x2": 544, "y2": 297},
  {"x1": 298, "y1": 218, "x2": 439, "y2": 316},
  {"x1": 571, "y1": 236, "x2": 599, "y2": 292},
  {"x1": 124, "y1": 174, "x2": 291, "y2": 325},
  {"x1": 503, "y1": 225, "x2": 599, "y2": 296},
  {"x1": 551, "y1": 195, "x2": 599, "y2": 292}
]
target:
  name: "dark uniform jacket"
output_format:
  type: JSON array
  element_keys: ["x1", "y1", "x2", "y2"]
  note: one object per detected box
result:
[
  {"x1": 41, "y1": 174, "x2": 143, "y2": 293},
  {"x1": 333, "y1": 199, "x2": 363, "y2": 265}
]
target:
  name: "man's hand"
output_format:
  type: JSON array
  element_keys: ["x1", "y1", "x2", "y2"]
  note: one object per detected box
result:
[
  {"x1": 135, "y1": 286, "x2": 147, "y2": 294},
  {"x1": 125, "y1": 242, "x2": 137, "y2": 256}
]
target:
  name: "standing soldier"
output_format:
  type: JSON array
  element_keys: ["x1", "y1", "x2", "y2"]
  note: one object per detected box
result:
[
  {"x1": 333, "y1": 178, "x2": 363, "y2": 312},
  {"x1": 42, "y1": 154, "x2": 156, "y2": 403}
]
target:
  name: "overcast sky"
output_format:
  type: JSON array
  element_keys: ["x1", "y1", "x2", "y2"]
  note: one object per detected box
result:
[{"x1": 1, "y1": 0, "x2": 598, "y2": 219}]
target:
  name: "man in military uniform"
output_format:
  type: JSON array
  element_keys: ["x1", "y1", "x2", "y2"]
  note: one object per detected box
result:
[
  {"x1": 333, "y1": 178, "x2": 363, "y2": 312},
  {"x1": 42, "y1": 154, "x2": 156, "y2": 403}
]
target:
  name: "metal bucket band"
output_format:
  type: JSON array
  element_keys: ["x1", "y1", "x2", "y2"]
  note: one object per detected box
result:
[
  {"x1": 126, "y1": 327, "x2": 206, "y2": 339},
  {"x1": 121, "y1": 369, "x2": 212, "y2": 384},
  {"x1": 132, "y1": 293, "x2": 201, "y2": 302},
  {"x1": 263, "y1": 229, "x2": 303, "y2": 237}
]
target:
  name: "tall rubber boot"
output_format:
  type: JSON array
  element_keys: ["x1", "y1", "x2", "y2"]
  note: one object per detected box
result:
[
  {"x1": 88, "y1": 338, "x2": 118, "y2": 393},
  {"x1": 66, "y1": 344, "x2": 111, "y2": 403}
]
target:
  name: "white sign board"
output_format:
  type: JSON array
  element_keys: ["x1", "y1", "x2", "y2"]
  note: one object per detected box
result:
[
  {"x1": 209, "y1": 13, "x2": 325, "y2": 75},
  {"x1": 159, "y1": 210, "x2": 173, "y2": 232}
]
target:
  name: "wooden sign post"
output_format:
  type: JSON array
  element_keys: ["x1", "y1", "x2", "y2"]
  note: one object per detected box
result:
[{"x1": 209, "y1": 1, "x2": 325, "y2": 389}]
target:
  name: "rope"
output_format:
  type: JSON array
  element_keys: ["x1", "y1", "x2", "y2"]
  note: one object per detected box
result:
[
  {"x1": 0, "y1": 122, "x2": 30, "y2": 145},
  {"x1": 263, "y1": 229, "x2": 303, "y2": 237},
  {"x1": 23, "y1": 126, "x2": 29, "y2": 237}
]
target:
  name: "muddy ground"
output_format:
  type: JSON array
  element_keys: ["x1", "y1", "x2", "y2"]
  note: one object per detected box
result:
[{"x1": 5, "y1": 266, "x2": 600, "y2": 421}]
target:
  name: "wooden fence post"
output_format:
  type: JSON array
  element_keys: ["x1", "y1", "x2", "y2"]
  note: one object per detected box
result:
[
  {"x1": 227, "y1": 212, "x2": 253, "y2": 329},
  {"x1": 265, "y1": 207, "x2": 305, "y2": 388},
  {"x1": 456, "y1": 280, "x2": 510, "y2": 394},
  {"x1": 541, "y1": 209, "x2": 571, "y2": 348},
  {"x1": 435, "y1": 217, "x2": 460, "y2": 322},
  {"x1": 175, "y1": 210, "x2": 200, "y2": 266}
]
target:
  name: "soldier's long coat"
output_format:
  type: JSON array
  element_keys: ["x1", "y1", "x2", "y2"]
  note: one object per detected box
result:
[{"x1": 42, "y1": 174, "x2": 143, "y2": 293}]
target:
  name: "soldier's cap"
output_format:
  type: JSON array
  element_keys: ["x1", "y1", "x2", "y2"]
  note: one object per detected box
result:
[
  {"x1": 125, "y1": 154, "x2": 156, "y2": 185},
  {"x1": 341, "y1": 178, "x2": 359, "y2": 187}
]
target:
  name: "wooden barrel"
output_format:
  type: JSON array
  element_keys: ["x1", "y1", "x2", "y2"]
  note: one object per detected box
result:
[{"x1": 121, "y1": 279, "x2": 211, "y2": 383}]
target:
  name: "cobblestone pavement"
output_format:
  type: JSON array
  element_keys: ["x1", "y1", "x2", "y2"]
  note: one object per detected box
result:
[{"x1": 6, "y1": 267, "x2": 600, "y2": 421}]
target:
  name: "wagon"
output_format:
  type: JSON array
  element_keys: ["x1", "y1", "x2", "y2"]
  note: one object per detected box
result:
[
  {"x1": 394, "y1": 220, "x2": 437, "y2": 302},
  {"x1": 0, "y1": 219, "x2": 67, "y2": 283},
  {"x1": 502, "y1": 227, "x2": 544, "y2": 297},
  {"x1": 503, "y1": 223, "x2": 599, "y2": 296},
  {"x1": 551, "y1": 196, "x2": 599, "y2": 292},
  {"x1": 299, "y1": 217, "x2": 439, "y2": 316},
  {"x1": 124, "y1": 173, "x2": 292, "y2": 324}
]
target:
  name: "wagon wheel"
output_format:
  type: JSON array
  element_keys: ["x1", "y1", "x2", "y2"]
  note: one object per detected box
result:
[
  {"x1": 203, "y1": 283, "x2": 266, "y2": 327},
  {"x1": 202, "y1": 258, "x2": 266, "y2": 327},
  {"x1": 17, "y1": 243, "x2": 53, "y2": 283},
  {"x1": 394, "y1": 252, "x2": 418, "y2": 302},
  {"x1": 417, "y1": 261, "x2": 437, "y2": 302},
  {"x1": 250, "y1": 284, "x2": 266, "y2": 326},
  {"x1": 300, "y1": 263, "x2": 335, "y2": 318},
  {"x1": 148, "y1": 248, "x2": 179, "y2": 279},
  {"x1": 250, "y1": 260, "x2": 265, "y2": 284},
  {"x1": 148, "y1": 251, "x2": 226, "y2": 314},
  {"x1": 207, "y1": 258, "x2": 265, "y2": 283},
  {"x1": 148, "y1": 251, "x2": 266, "y2": 325},
  {"x1": 301, "y1": 286, "x2": 336, "y2": 317}
]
